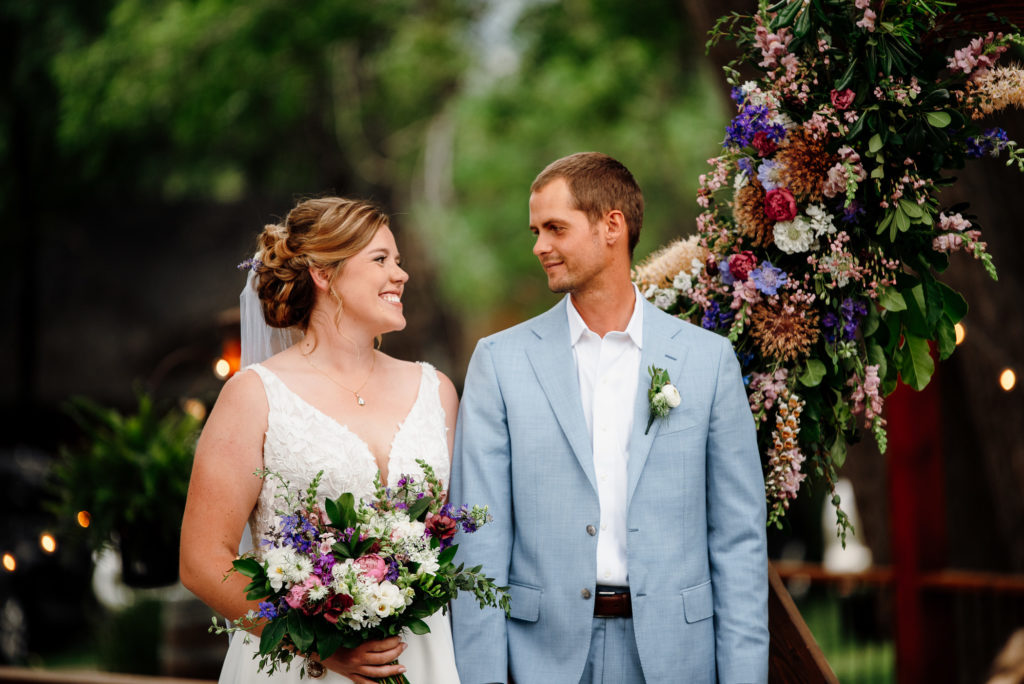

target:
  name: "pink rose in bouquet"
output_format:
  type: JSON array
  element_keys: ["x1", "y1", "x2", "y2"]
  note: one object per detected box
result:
[
  {"x1": 727, "y1": 251, "x2": 758, "y2": 282},
  {"x1": 354, "y1": 553, "x2": 388, "y2": 582},
  {"x1": 830, "y1": 88, "x2": 855, "y2": 110},
  {"x1": 764, "y1": 187, "x2": 797, "y2": 222}
]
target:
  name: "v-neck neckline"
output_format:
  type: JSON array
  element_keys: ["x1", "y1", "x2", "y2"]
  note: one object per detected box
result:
[{"x1": 254, "y1": 362, "x2": 427, "y2": 484}]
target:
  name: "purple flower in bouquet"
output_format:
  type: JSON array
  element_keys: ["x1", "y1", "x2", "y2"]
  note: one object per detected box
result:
[
  {"x1": 750, "y1": 261, "x2": 788, "y2": 296},
  {"x1": 966, "y1": 127, "x2": 1010, "y2": 158},
  {"x1": 724, "y1": 104, "x2": 786, "y2": 148}
]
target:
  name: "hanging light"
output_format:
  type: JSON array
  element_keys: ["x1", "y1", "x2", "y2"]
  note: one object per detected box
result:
[
  {"x1": 954, "y1": 322, "x2": 966, "y2": 346},
  {"x1": 213, "y1": 358, "x2": 232, "y2": 379},
  {"x1": 182, "y1": 398, "x2": 207, "y2": 421},
  {"x1": 2, "y1": 554, "x2": 15, "y2": 572},
  {"x1": 77, "y1": 510, "x2": 91, "y2": 528},
  {"x1": 40, "y1": 534, "x2": 57, "y2": 554},
  {"x1": 999, "y1": 368, "x2": 1016, "y2": 392}
]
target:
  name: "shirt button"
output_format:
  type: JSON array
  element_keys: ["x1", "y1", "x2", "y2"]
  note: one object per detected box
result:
[
  {"x1": 581, "y1": 588, "x2": 592, "y2": 600},
  {"x1": 586, "y1": 525, "x2": 596, "y2": 536}
]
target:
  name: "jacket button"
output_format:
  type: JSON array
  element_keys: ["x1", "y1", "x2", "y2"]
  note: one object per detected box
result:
[
  {"x1": 581, "y1": 588, "x2": 592, "y2": 599},
  {"x1": 586, "y1": 524, "x2": 596, "y2": 536}
]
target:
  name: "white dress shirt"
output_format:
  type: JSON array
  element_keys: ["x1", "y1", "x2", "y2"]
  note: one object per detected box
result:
[{"x1": 566, "y1": 287, "x2": 643, "y2": 587}]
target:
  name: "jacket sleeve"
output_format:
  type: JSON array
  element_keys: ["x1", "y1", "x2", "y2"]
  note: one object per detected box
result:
[
  {"x1": 450, "y1": 338, "x2": 513, "y2": 684},
  {"x1": 706, "y1": 337, "x2": 770, "y2": 684}
]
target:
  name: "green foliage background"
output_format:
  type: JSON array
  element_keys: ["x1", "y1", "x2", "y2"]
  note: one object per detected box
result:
[{"x1": 11, "y1": 0, "x2": 727, "y2": 331}]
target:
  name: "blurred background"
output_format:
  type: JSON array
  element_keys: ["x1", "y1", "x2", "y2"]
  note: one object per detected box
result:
[{"x1": 0, "y1": 0, "x2": 1021, "y2": 682}]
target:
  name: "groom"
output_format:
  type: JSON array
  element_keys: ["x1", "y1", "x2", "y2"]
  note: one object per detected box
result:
[{"x1": 450, "y1": 152, "x2": 768, "y2": 683}]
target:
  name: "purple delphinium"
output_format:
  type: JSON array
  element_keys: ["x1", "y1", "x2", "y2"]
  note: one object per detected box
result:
[
  {"x1": 701, "y1": 301, "x2": 735, "y2": 331},
  {"x1": 823, "y1": 298, "x2": 868, "y2": 342},
  {"x1": 730, "y1": 86, "x2": 745, "y2": 105},
  {"x1": 236, "y1": 257, "x2": 262, "y2": 272},
  {"x1": 822, "y1": 312, "x2": 840, "y2": 343},
  {"x1": 724, "y1": 105, "x2": 786, "y2": 148},
  {"x1": 737, "y1": 156, "x2": 756, "y2": 178},
  {"x1": 840, "y1": 199, "x2": 865, "y2": 225},
  {"x1": 966, "y1": 127, "x2": 1010, "y2": 158},
  {"x1": 750, "y1": 261, "x2": 788, "y2": 295},
  {"x1": 384, "y1": 557, "x2": 401, "y2": 582}
]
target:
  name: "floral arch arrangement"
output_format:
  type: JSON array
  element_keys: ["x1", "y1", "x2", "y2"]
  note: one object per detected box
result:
[{"x1": 633, "y1": 0, "x2": 1023, "y2": 536}]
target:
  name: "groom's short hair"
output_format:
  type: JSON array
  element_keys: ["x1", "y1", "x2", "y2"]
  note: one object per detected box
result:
[{"x1": 531, "y1": 152, "x2": 644, "y2": 255}]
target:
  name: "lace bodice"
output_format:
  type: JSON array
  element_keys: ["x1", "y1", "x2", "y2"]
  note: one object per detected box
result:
[{"x1": 245, "y1": 362, "x2": 450, "y2": 546}]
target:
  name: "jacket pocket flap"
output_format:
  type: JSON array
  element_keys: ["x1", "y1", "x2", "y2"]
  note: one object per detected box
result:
[
  {"x1": 681, "y1": 581, "x2": 713, "y2": 623},
  {"x1": 508, "y1": 582, "x2": 542, "y2": 622}
]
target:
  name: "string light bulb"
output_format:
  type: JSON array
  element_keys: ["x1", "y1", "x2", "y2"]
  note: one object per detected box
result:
[
  {"x1": 2, "y1": 554, "x2": 15, "y2": 572},
  {"x1": 999, "y1": 368, "x2": 1016, "y2": 392},
  {"x1": 77, "y1": 511, "x2": 91, "y2": 528},
  {"x1": 954, "y1": 322, "x2": 966, "y2": 345},
  {"x1": 214, "y1": 358, "x2": 231, "y2": 379},
  {"x1": 40, "y1": 534, "x2": 56, "y2": 554}
]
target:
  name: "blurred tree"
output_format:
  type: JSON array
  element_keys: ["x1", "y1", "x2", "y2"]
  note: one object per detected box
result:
[
  {"x1": 411, "y1": 0, "x2": 729, "y2": 334},
  {"x1": 53, "y1": 0, "x2": 478, "y2": 205}
]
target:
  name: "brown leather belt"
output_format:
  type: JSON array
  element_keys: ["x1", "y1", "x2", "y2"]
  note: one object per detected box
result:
[{"x1": 593, "y1": 587, "x2": 632, "y2": 618}]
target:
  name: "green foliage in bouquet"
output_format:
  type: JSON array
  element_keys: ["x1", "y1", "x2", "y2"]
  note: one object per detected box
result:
[
  {"x1": 51, "y1": 392, "x2": 201, "y2": 563},
  {"x1": 633, "y1": 0, "x2": 1023, "y2": 538}
]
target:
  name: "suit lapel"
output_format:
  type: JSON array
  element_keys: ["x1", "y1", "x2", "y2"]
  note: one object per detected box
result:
[
  {"x1": 627, "y1": 300, "x2": 687, "y2": 507},
  {"x1": 524, "y1": 300, "x2": 597, "y2": 492}
]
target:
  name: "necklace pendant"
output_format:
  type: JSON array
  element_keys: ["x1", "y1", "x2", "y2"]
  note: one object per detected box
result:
[{"x1": 356, "y1": 395, "x2": 366, "y2": 406}]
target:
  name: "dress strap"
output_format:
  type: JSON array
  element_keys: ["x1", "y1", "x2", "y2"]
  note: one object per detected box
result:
[{"x1": 243, "y1": 363, "x2": 285, "y2": 414}]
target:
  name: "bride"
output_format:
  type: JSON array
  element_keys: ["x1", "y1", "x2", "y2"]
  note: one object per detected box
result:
[{"x1": 180, "y1": 197, "x2": 461, "y2": 683}]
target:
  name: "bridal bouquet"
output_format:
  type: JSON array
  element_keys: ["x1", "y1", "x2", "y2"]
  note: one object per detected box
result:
[
  {"x1": 633, "y1": 0, "x2": 1023, "y2": 535},
  {"x1": 211, "y1": 462, "x2": 508, "y2": 681}
]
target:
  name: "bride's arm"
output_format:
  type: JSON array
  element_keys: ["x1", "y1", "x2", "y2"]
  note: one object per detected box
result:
[{"x1": 179, "y1": 369, "x2": 268, "y2": 627}]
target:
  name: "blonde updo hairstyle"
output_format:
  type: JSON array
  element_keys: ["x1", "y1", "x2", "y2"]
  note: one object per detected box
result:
[{"x1": 255, "y1": 197, "x2": 389, "y2": 331}]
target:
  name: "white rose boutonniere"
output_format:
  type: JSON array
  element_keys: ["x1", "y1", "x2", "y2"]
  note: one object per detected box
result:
[{"x1": 646, "y1": 365, "x2": 681, "y2": 435}]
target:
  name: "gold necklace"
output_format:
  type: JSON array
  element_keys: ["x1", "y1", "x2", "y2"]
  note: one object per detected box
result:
[{"x1": 304, "y1": 351, "x2": 376, "y2": 407}]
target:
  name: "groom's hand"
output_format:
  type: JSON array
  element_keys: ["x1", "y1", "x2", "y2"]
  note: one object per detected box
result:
[{"x1": 325, "y1": 636, "x2": 407, "y2": 683}]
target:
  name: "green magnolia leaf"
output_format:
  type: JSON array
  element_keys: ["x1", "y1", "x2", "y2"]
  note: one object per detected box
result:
[
  {"x1": 922, "y1": 277, "x2": 943, "y2": 330},
  {"x1": 879, "y1": 287, "x2": 907, "y2": 312},
  {"x1": 937, "y1": 314, "x2": 957, "y2": 360},
  {"x1": 876, "y1": 209, "x2": 895, "y2": 234},
  {"x1": 407, "y1": 495, "x2": 433, "y2": 522},
  {"x1": 835, "y1": 57, "x2": 858, "y2": 90},
  {"x1": 868, "y1": 133, "x2": 883, "y2": 154},
  {"x1": 871, "y1": 165, "x2": 885, "y2": 179},
  {"x1": 894, "y1": 207, "x2": 910, "y2": 233},
  {"x1": 900, "y1": 334, "x2": 935, "y2": 391},
  {"x1": 325, "y1": 498, "x2": 342, "y2": 527},
  {"x1": 314, "y1": 620, "x2": 345, "y2": 660},
  {"x1": 771, "y1": 0, "x2": 803, "y2": 30},
  {"x1": 863, "y1": 303, "x2": 880, "y2": 337},
  {"x1": 259, "y1": 618, "x2": 288, "y2": 656},
  {"x1": 288, "y1": 609, "x2": 315, "y2": 653},
  {"x1": 899, "y1": 197, "x2": 923, "y2": 218},
  {"x1": 799, "y1": 359, "x2": 827, "y2": 387},
  {"x1": 407, "y1": 618, "x2": 432, "y2": 635},
  {"x1": 794, "y1": 2, "x2": 812, "y2": 37},
  {"x1": 925, "y1": 111, "x2": 951, "y2": 128},
  {"x1": 903, "y1": 285, "x2": 929, "y2": 337},
  {"x1": 867, "y1": 341, "x2": 887, "y2": 380},
  {"x1": 232, "y1": 557, "x2": 263, "y2": 578},
  {"x1": 830, "y1": 437, "x2": 847, "y2": 469},
  {"x1": 438, "y1": 545, "x2": 458, "y2": 566},
  {"x1": 936, "y1": 281, "x2": 968, "y2": 322}
]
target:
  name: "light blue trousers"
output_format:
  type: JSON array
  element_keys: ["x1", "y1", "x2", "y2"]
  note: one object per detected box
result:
[{"x1": 579, "y1": 617, "x2": 645, "y2": 684}]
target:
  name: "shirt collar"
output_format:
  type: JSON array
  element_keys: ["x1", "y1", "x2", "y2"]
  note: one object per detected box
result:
[{"x1": 566, "y1": 285, "x2": 644, "y2": 349}]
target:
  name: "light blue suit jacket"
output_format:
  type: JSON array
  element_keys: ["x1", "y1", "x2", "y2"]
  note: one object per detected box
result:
[{"x1": 450, "y1": 297, "x2": 769, "y2": 684}]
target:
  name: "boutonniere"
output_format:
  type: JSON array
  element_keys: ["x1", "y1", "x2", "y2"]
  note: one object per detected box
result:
[{"x1": 645, "y1": 365, "x2": 681, "y2": 435}]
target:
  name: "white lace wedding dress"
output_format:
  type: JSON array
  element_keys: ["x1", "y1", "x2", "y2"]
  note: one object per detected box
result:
[{"x1": 218, "y1": 362, "x2": 461, "y2": 683}]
